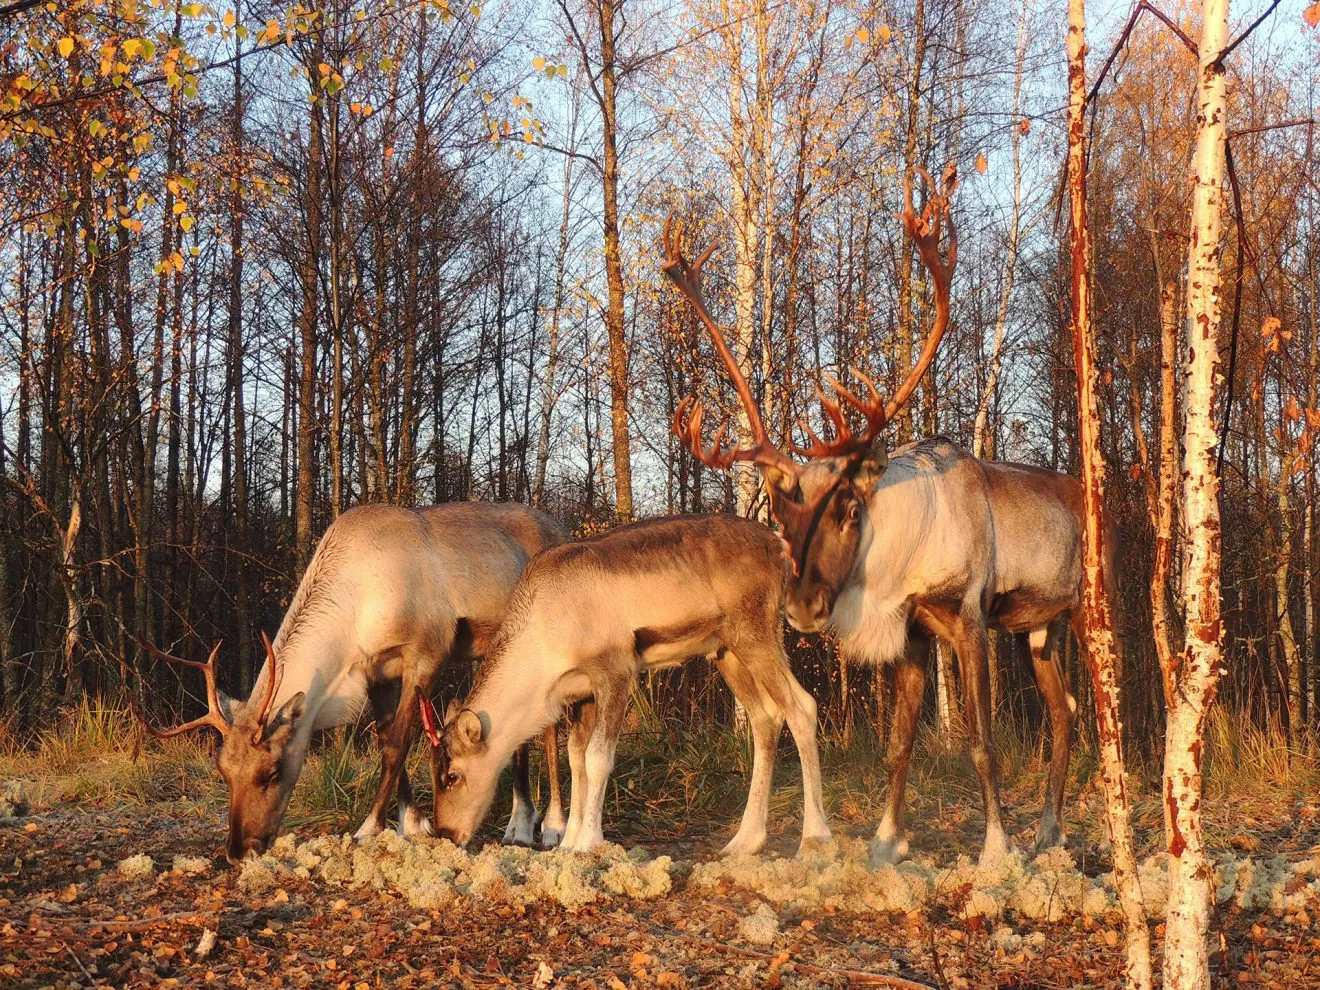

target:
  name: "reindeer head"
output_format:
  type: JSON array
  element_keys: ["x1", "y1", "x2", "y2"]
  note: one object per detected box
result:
[
  {"x1": 663, "y1": 165, "x2": 958, "y2": 633},
  {"x1": 421, "y1": 697, "x2": 498, "y2": 847},
  {"x1": 141, "y1": 634, "x2": 306, "y2": 865}
]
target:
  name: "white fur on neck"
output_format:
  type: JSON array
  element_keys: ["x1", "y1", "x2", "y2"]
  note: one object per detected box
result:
[{"x1": 827, "y1": 454, "x2": 937, "y2": 667}]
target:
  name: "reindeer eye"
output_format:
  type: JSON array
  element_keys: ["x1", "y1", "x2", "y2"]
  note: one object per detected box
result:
[
  {"x1": 445, "y1": 772, "x2": 461, "y2": 788},
  {"x1": 845, "y1": 500, "x2": 860, "y2": 523}
]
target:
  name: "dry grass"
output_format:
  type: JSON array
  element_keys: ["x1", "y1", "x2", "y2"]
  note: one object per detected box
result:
[{"x1": 1, "y1": 696, "x2": 1316, "y2": 859}]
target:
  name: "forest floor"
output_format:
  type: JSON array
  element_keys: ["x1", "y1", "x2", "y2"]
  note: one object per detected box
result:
[{"x1": 2, "y1": 704, "x2": 1319, "y2": 988}]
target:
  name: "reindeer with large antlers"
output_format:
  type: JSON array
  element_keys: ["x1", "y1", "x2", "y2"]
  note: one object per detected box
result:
[
  {"x1": 141, "y1": 502, "x2": 568, "y2": 864},
  {"x1": 664, "y1": 165, "x2": 1088, "y2": 866}
]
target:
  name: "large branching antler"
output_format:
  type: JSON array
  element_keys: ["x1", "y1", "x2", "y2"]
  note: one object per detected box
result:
[
  {"x1": 139, "y1": 638, "x2": 231, "y2": 739},
  {"x1": 662, "y1": 212, "x2": 799, "y2": 476},
  {"x1": 885, "y1": 163, "x2": 958, "y2": 423},
  {"x1": 791, "y1": 163, "x2": 959, "y2": 464}
]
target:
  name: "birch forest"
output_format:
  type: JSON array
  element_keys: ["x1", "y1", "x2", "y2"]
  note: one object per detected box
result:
[{"x1": 2, "y1": 0, "x2": 1320, "y2": 986}]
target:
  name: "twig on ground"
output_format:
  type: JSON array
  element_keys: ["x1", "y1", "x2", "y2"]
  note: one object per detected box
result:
[
  {"x1": 81, "y1": 910, "x2": 218, "y2": 933},
  {"x1": 60, "y1": 938, "x2": 98, "y2": 987},
  {"x1": 676, "y1": 934, "x2": 938, "y2": 989}
]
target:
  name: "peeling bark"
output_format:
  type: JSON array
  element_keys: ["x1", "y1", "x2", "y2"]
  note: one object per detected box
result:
[
  {"x1": 1065, "y1": 2, "x2": 1151, "y2": 986},
  {"x1": 1164, "y1": 0, "x2": 1230, "y2": 985}
]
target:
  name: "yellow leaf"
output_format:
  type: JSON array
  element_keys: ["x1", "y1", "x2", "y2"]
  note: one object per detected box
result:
[
  {"x1": 856, "y1": 27, "x2": 870, "y2": 43},
  {"x1": 180, "y1": 215, "x2": 195, "y2": 232},
  {"x1": 173, "y1": 200, "x2": 187, "y2": 214},
  {"x1": 532, "y1": 55, "x2": 546, "y2": 71},
  {"x1": 223, "y1": 10, "x2": 236, "y2": 28},
  {"x1": 58, "y1": 37, "x2": 75, "y2": 58},
  {"x1": 877, "y1": 25, "x2": 892, "y2": 43},
  {"x1": 264, "y1": 19, "x2": 280, "y2": 41}
]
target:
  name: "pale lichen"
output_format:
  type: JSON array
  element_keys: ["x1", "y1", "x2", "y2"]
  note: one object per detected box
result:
[
  {"x1": 0, "y1": 780, "x2": 30, "y2": 820},
  {"x1": 116, "y1": 854, "x2": 155, "y2": 881},
  {"x1": 738, "y1": 902, "x2": 780, "y2": 945},
  {"x1": 242, "y1": 832, "x2": 678, "y2": 913},
  {"x1": 171, "y1": 854, "x2": 211, "y2": 876}
]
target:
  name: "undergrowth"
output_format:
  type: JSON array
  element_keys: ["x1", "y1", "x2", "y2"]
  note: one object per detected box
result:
[{"x1": 1, "y1": 695, "x2": 1315, "y2": 857}]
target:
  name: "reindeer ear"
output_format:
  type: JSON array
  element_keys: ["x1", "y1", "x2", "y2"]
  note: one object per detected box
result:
[
  {"x1": 851, "y1": 436, "x2": 889, "y2": 491},
  {"x1": 217, "y1": 690, "x2": 239, "y2": 726},
  {"x1": 455, "y1": 708, "x2": 487, "y2": 748},
  {"x1": 263, "y1": 692, "x2": 306, "y2": 744},
  {"x1": 763, "y1": 464, "x2": 799, "y2": 497},
  {"x1": 443, "y1": 698, "x2": 462, "y2": 728}
]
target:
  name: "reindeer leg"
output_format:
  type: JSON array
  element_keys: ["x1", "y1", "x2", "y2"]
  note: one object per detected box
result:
[
  {"x1": 562, "y1": 671, "x2": 629, "y2": 854},
  {"x1": 871, "y1": 634, "x2": 927, "y2": 866},
  {"x1": 502, "y1": 742, "x2": 539, "y2": 845},
  {"x1": 355, "y1": 679, "x2": 401, "y2": 840},
  {"x1": 739, "y1": 640, "x2": 832, "y2": 852},
  {"x1": 1031, "y1": 619, "x2": 1076, "y2": 852},
  {"x1": 539, "y1": 723, "x2": 567, "y2": 848},
  {"x1": 559, "y1": 699, "x2": 596, "y2": 851},
  {"x1": 952, "y1": 617, "x2": 1012, "y2": 865},
  {"x1": 714, "y1": 650, "x2": 783, "y2": 856}
]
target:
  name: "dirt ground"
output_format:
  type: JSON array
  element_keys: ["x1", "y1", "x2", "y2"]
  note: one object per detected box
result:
[{"x1": 3, "y1": 787, "x2": 1319, "y2": 990}]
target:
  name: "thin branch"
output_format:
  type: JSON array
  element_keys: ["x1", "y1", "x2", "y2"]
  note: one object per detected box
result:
[{"x1": 1216, "y1": 0, "x2": 1285, "y2": 66}]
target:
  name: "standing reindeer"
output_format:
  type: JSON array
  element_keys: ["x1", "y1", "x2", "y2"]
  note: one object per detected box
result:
[
  {"x1": 141, "y1": 502, "x2": 567, "y2": 864},
  {"x1": 664, "y1": 166, "x2": 1085, "y2": 867},
  {"x1": 421, "y1": 514, "x2": 832, "y2": 855}
]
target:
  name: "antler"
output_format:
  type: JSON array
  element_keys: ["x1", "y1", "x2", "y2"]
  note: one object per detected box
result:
[
  {"x1": 251, "y1": 631, "x2": 286, "y2": 742},
  {"x1": 885, "y1": 163, "x2": 958, "y2": 423},
  {"x1": 419, "y1": 692, "x2": 442, "y2": 747},
  {"x1": 139, "y1": 638, "x2": 231, "y2": 739},
  {"x1": 662, "y1": 212, "x2": 799, "y2": 476},
  {"x1": 791, "y1": 164, "x2": 958, "y2": 463}
]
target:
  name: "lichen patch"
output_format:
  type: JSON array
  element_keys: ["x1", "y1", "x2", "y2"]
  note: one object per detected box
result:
[{"x1": 245, "y1": 832, "x2": 677, "y2": 913}]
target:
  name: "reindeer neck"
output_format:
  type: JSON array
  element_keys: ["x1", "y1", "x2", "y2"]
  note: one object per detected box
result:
[
  {"x1": 467, "y1": 635, "x2": 564, "y2": 766},
  {"x1": 248, "y1": 594, "x2": 362, "y2": 730}
]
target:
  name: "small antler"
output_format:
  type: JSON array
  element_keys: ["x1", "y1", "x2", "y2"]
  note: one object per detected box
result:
[
  {"x1": 251, "y1": 632, "x2": 285, "y2": 742},
  {"x1": 662, "y1": 212, "x2": 799, "y2": 476},
  {"x1": 139, "y1": 638, "x2": 231, "y2": 739},
  {"x1": 419, "y1": 692, "x2": 442, "y2": 748}
]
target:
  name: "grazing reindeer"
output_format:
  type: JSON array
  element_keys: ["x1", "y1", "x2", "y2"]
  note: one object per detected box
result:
[
  {"x1": 142, "y1": 502, "x2": 568, "y2": 864},
  {"x1": 421, "y1": 514, "x2": 832, "y2": 855},
  {"x1": 664, "y1": 166, "x2": 1084, "y2": 867}
]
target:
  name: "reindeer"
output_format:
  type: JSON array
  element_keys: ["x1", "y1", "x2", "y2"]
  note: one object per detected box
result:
[
  {"x1": 140, "y1": 502, "x2": 568, "y2": 864},
  {"x1": 662, "y1": 165, "x2": 1085, "y2": 867},
  {"x1": 419, "y1": 513, "x2": 832, "y2": 855}
]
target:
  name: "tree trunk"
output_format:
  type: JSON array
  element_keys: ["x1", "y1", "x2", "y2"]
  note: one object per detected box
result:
[
  {"x1": 1164, "y1": 0, "x2": 1230, "y2": 984},
  {"x1": 229, "y1": 32, "x2": 253, "y2": 691},
  {"x1": 297, "y1": 86, "x2": 324, "y2": 571},
  {"x1": 1065, "y1": 3, "x2": 1151, "y2": 985},
  {"x1": 597, "y1": 0, "x2": 633, "y2": 520}
]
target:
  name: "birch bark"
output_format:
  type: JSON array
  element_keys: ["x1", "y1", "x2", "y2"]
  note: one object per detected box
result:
[
  {"x1": 1066, "y1": 2, "x2": 1151, "y2": 985},
  {"x1": 1164, "y1": 0, "x2": 1230, "y2": 985}
]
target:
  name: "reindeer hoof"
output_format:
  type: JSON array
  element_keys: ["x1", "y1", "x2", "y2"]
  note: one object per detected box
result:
[
  {"x1": 796, "y1": 831, "x2": 834, "y2": 857},
  {"x1": 869, "y1": 835, "x2": 910, "y2": 867},
  {"x1": 353, "y1": 819, "x2": 384, "y2": 842},
  {"x1": 539, "y1": 824, "x2": 565, "y2": 849},
  {"x1": 1032, "y1": 826, "x2": 1067, "y2": 855},
  {"x1": 400, "y1": 806, "x2": 433, "y2": 838},
  {"x1": 720, "y1": 832, "x2": 767, "y2": 857}
]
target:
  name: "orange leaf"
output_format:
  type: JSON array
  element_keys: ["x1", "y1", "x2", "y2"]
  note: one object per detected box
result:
[
  {"x1": 975, "y1": 152, "x2": 988, "y2": 174},
  {"x1": 1305, "y1": 2, "x2": 1320, "y2": 28}
]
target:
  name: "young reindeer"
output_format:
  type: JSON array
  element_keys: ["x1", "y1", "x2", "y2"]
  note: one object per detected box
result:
[
  {"x1": 664, "y1": 165, "x2": 1086, "y2": 867},
  {"x1": 421, "y1": 514, "x2": 832, "y2": 855},
  {"x1": 141, "y1": 502, "x2": 568, "y2": 864}
]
